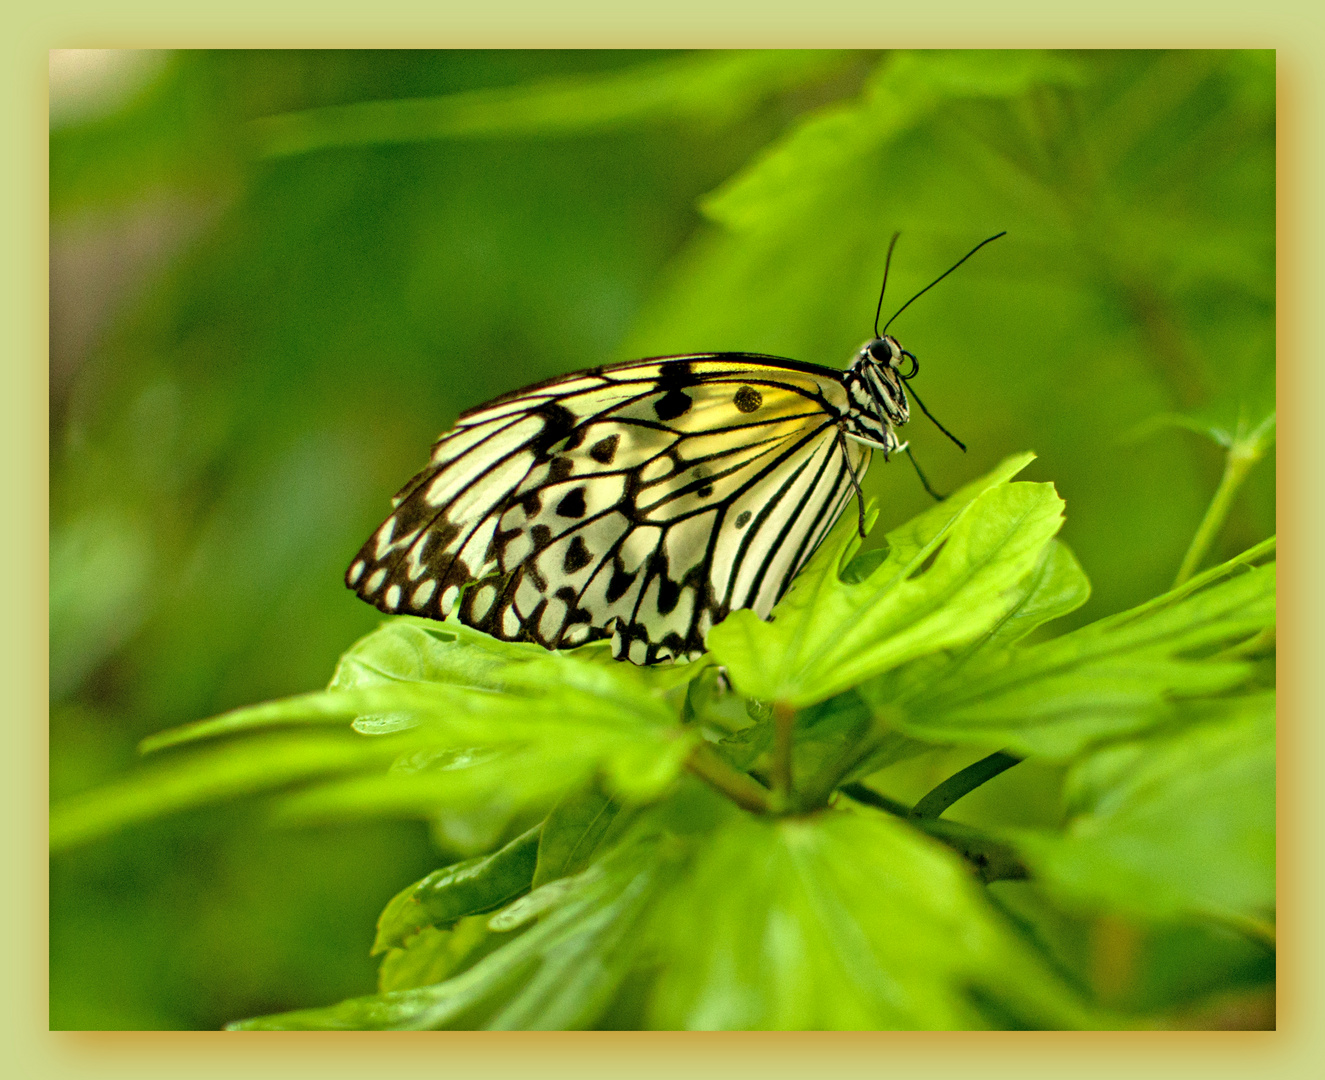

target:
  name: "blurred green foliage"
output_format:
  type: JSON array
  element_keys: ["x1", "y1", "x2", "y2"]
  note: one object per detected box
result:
[{"x1": 50, "y1": 49, "x2": 1273, "y2": 1029}]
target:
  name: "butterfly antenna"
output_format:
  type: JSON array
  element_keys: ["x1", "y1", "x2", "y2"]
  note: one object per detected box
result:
[
  {"x1": 873, "y1": 231, "x2": 902, "y2": 338},
  {"x1": 904, "y1": 445, "x2": 946, "y2": 501},
  {"x1": 882, "y1": 231, "x2": 1006, "y2": 334},
  {"x1": 904, "y1": 380, "x2": 967, "y2": 452}
]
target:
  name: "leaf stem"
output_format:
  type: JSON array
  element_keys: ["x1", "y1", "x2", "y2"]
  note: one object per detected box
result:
[
  {"x1": 1173, "y1": 440, "x2": 1268, "y2": 589},
  {"x1": 685, "y1": 743, "x2": 772, "y2": 814},
  {"x1": 838, "y1": 782, "x2": 911, "y2": 817},
  {"x1": 841, "y1": 783, "x2": 1029, "y2": 882},
  {"x1": 911, "y1": 750, "x2": 1023, "y2": 820},
  {"x1": 771, "y1": 702, "x2": 796, "y2": 805}
]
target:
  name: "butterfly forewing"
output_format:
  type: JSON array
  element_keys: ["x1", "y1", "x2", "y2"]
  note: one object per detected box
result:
[{"x1": 346, "y1": 354, "x2": 871, "y2": 664}]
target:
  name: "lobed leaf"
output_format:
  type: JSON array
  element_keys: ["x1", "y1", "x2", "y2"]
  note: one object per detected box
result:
[
  {"x1": 1005, "y1": 694, "x2": 1275, "y2": 938},
  {"x1": 708, "y1": 452, "x2": 1064, "y2": 707},
  {"x1": 147, "y1": 618, "x2": 687, "y2": 753},
  {"x1": 232, "y1": 837, "x2": 672, "y2": 1030},
  {"x1": 878, "y1": 554, "x2": 1275, "y2": 758},
  {"x1": 1128, "y1": 341, "x2": 1275, "y2": 459},
  {"x1": 266, "y1": 731, "x2": 694, "y2": 828},
  {"x1": 330, "y1": 618, "x2": 543, "y2": 694},
  {"x1": 979, "y1": 539, "x2": 1092, "y2": 650},
  {"x1": 643, "y1": 799, "x2": 1099, "y2": 1029},
  {"x1": 236, "y1": 783, "x2": 1101, "y2": 1030},
  {"x1": 70, "y1": 624, "x2": 699, "y2": 846}
]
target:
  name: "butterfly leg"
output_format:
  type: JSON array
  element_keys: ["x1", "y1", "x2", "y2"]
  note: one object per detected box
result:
[
  {"x1": 835, "y1": 425, "x2": 869, "y2": 538},
  {"x1": 904, "y1": 444, "x2": 947, "y2": 502}
]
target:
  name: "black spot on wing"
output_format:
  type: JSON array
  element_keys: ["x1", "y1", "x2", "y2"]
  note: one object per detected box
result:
[
  {"x1": 589, "y1": 434, "x2": 620, "y2": 464},
  {"x1": 606, "y1": 566, "x2": 637, "y2": 603},
  {"x1": 563, "y1": 535, "x2": 593, "y2": 574},
  {"x1": 654, "y1": 389, "x2": 692, "y2": 421},
  {"x1": 652, "y1": 358, "x2": 698, "y2": 422},
  {"x1": 734, "y1": 385, "x2": 762, "y2": 413},
  {"x1": 656, "y1": 574, "x2": 681, "y2": 615},
  {"x1": 556, "y1": 487, "x2": 587, "y2": 519}
]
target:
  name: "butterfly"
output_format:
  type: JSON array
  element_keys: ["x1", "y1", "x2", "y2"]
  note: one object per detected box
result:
[{"x1": 346, "y1": 233, "x2": 1003, "y2": 665}]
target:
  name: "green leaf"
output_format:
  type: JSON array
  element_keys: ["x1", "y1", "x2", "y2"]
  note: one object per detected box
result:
[
  {"x1": 325, "y1": 618, "x2": 547, "y2": 735},
  {"x1": 861, "y1": 538, "x2": 1090, "y2": 731},
  {"x1": 233, "y1": 783, "x2": 1102, "y2": 1030},
  {"x1": 703, "y1": 50, "x2": 1083, "y2": 233},
  {"x1": 789, "y1": 691, "x2": 875, "y2": 787},
  {"x1": 981, "y1": 539, "x2": 1091, "y2": 649},
  {"x1": 263, "y1": 745, "x2": 577, "y2": 828},
  {"x1": 266, "y1": 729, "x2": 696, "y2": 828},
  {"x1": 377, "y1": 917, "x2": 511, "y2": 994},
  {"x1": 709, "y1": 691, "x2": 881, "y2": 797},
  {"x1": 708, "y1": 452, "x2": 1063, "y2": 708},
  {"x1": 251, "y1": 51, "x2": 856, "y2": 158},
  {"x1": 532, "y1": 781, "x2": 632, "y2": 888},
  {"x1": 232, "y1": 835, "x2": 674, "y2": 1030},
  {"x1": 879, "y1": 553, "x2": 1275, "y2": 758},
  {"x1": 1129, "y1": 341, "x2": 1274, "y2": 589},
  {"x1": 331, "y1": 618, "x2": 544, "y2": 693},
  {"x1": 146, "y1": 622, "x2": 683, "y2": 752},
  {"x1": 49, "y1": 730, "x2": 409, "y2": 852},
  {"x1": 1128, "y1": 331, "x2": 1275, "y2": 458},
  {"x1": 373, "y1": 823, "x2": 543, "y2": 953},
  {"x1": 683, "y1": 665, "x2": 755, "y2": 736},
  {"x1": 1133, "y1": 404, "x2": 1276, "y2": 458},
  {"x1": 1006, "y1": 694, "x2": 1274, "y2": 939},
  {"x1": 326, "y1": 616, "x2": 698, "y2": 735},
  {"x1": 787, "y1": 690, "x2": 935, "y2": 809},
  {"x1": 67, "y1": 625, "x2": 699, "y2": 846},
  {"x1": 644, "y1": 800, "x2": 1098, "y2": 1029},
  {"x1": 868, "y1": 451, "x2": 1037, "y2": 568}
]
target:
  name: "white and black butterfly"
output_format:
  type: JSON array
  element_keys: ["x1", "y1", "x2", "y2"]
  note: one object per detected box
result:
[{"x1": 346, "y1": 233, "x2": 1002, "y2": 665}]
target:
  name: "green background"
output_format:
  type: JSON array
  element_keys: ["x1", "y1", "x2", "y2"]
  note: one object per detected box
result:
[{"x1": 49, "y1": 49, "x2": 1274, "y2": 1029}]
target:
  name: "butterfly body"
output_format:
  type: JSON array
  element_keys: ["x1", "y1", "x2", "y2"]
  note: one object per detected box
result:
[{"x1": 347, "y1": 338, "x2": 912, "y2": 665}]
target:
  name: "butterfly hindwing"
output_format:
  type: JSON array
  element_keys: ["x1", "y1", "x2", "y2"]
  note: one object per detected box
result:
[{"x1": 346, "y1": 355, "x2": 871, "y2": 664}]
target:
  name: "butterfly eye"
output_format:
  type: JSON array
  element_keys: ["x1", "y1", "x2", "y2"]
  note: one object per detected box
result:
[{"x1": 867, "y1": 339, "x2": 893, "y2": 363}]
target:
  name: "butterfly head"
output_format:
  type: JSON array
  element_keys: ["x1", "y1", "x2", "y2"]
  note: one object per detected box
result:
[
  {"x1": 847, "y1": 334, "x2": 913, "y2": 427},
  {"x1": 852, "y1": 333, "x2": 970, "y2": 455},
  {"x1": 861, "y1": 334, "x2": 919, "y2": 379}
]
